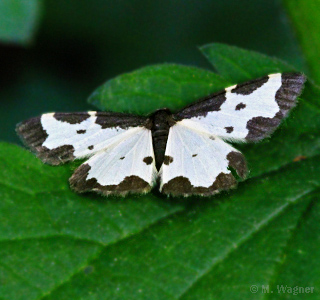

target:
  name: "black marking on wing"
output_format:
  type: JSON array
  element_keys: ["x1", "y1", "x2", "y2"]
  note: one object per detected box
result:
[
  {"x1": 235, "y1": 103, "x2": 246, "y2": 110},
  {"x1": 173, "y1": 75, "x2": 270, "y2": 120},
  {"x1": 246, "y1": 73, "x2": 306, "y2": 141},
  {"x1": 173, "y1": 90, "x2": 227, "y2": 120},
  {"x1": 37, "y1": 145, "x2": 75, "y2": 165},
  {"x1": 95, "y1": 112, "x2": 148, "y2": 129},
  {"x1": 16, "y1": 116, "x2": 48, "y2": 151},
  {"x1": 70, "y1": 164, "x2": 150, "y2": 196},
  {"x1": 54, "y1": 112, "x2": 90, "y2": 124},
  {"x1": 192, "y1": 154, "x2": 197, "y2": 157},
  {"x1": 120, "y1": 156, "x2": 125, "y2": 160},
  {"x1": 161, "y1": 173, "x2": 237, "y2": 196},
  {"x1": 227, "y1": 151, "x2": 248, "y2": 179},
  {"x1": 16, "y1": 116, "x2": 76, "y2": 165},
  {"x1": 143, "y1": 156, "x2": 153, "y2": 165},
  {"x1": 164, "y1": 156, "x2": 174, "y2": 165},
  {"x1": 225, "y1": 126, "x2": 234, "y2": 133},
  {"x1": 231, "y1": 76, "x2": 268, "y2": 95},
  {"x1": 16, "y1": 111, "x2": 151, "y2": 166}
]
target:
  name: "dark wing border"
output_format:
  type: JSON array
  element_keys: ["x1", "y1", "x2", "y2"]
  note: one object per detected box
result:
[
  {"x1": 16, "y1": 111, "x2": 150, "y2": 165},
  {"x1": 173, "y1": 73, "x2": 306, "y2": 142},
  {"x1": 69, "y1": 163, "x2": 152, "y2": 196},
  {"x1": 245, "y1": 73, "x2": 306, "y2": 141}
]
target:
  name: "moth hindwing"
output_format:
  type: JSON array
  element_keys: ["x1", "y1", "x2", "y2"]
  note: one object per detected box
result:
[{"x1": 16, "y1": 72, "x2": 306, "y2": 196}]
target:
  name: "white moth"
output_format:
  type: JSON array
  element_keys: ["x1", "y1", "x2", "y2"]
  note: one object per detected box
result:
[{"x1": 17, "y1": 73, "x2": 305, "y2": 196}]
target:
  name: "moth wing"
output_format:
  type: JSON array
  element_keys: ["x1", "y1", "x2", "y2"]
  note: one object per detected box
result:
[
  {"x1": 70, "y1": 127, "x2": 157, "y2": 196},
  {"x1": 174, "y1": 73, "x2": 306, "y2": 142},
  {"x1": 159, "y1": 123, "x2": 248, "y2": 196},
  {"x1": 16, "y1": 111, "x2": 148, "y2": 165}
]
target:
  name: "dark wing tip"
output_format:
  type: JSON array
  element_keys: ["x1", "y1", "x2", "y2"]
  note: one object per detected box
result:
[
  {"x1": 70, "y1": 164, "x2": 152, "y2": 196},
  {"x1": 283, "y1": 72, "x2": 306, "y2": 82},
  {"x1": 245, "y1": 72, "x2": 306, "y2": 142},
  {"x1": 16, "y1": 116, "x2": 75, "y2": 165},
  {"x1": 16, "y1": 117, "x2": 48, "y2": 150},
  {"x1": 281, "y1": 72, "x2": 306, "y2": 99},
  {"x1": 161, "y1": 173, "x2": 238, "y2": 197}
]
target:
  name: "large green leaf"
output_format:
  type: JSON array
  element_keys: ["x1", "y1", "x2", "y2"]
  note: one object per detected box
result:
[
  {"x1": 88, "y1": 64, "x2": 229, "y2": 115},
  {"x1": 0, "y1": 0, "x2": 41, "y2": 45},
  {"x1": 0, "y1": 143, "x2": 182, "y2": 299},
  {"x1": 90, "y1": 43, "x2": 320, "y2": 178},
  {"x1": 2, "y1": 44, "x2": 320, "y2": 300},
  {"x1": 41, "y1": 157, "x2": 320, "y2": 300},
  {"x1": 283, "y1": 0, "x2": 320, "y2": 83},
  {"x1": 268, "y1": 194, "x2": 320, "y2": 299},
  {"x1": 200, "y1": 43, "x2": 295, "y2": 83},
  {"x1": 200, "y1": 44, "x2": 320, "y2": 177}
]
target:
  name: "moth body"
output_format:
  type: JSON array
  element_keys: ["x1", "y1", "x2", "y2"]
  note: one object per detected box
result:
[{"x1": 150, "y1": 108, "x2": 174, "y2": 170}]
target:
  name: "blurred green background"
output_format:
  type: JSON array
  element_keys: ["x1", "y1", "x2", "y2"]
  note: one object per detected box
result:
[
  {"x1": 0, "y1": 0, "x2": 306, "y2": 144},
  {"x1": 2, "y1": 2, "x2": 320, "y2": 300}
]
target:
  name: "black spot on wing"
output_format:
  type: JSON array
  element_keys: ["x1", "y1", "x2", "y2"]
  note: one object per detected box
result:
[
  {"x1": 164, "y1": 155, "x2": 174, "y2": 165},
  {"x1": 227, "y1": 151, "x2": 248, "y2": 179},
  {"x1": 225, "y1": 126, "x2": 234, "y2": 133},
  {"x1": 173, "y1": 90, "x2": 227, "y2": 120},
  {"x1": 235, "y1": 103, "x2": 246, "y2": 110},
  {"x1": 143, "y1": 156, "x2": 153, "y2": 165},
  {"x1": 77, "y1": 130, "x2": 86, "y2": 134},
  {"x1": 231, "y1": 76, "x2": 269, "y2": 95},
  {"x1": 88, "y1": 145, "x2": 94, "y2": 150},
  {"x1": 246, "y1": 73, "x2": 306, "y2": 141},
  {"x1": 95, "y1": 112, "x2": 148, "y2": 129},
  {"x1": 209, "y1": 136, "x2": 215, "y2": 140},
  {"x1": 54, "y1": 112, "x2": 90, "y2": 124},
  {"x1": 70, "y1": 164, "x2": 150, "y2": 196},
  {"x1": 120, "y1": 156, "x2": 125, "y2": 160},
  {"x1": 192, "y1": 154, "x2": 197, "y2": 157},
  {"x1": 161, "y1": 173, "x2": 237, "y2": 196}
]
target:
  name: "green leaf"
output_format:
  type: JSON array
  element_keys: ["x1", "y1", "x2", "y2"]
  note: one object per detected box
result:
[
  {"x1": 0, "y1": 143, "x2": 182, "y2": 299},
  {"x1": 200, "y1": 43, "x2": 296, "y2": 83},
  {"x1": 0, "y1": 0, "x2": 41, "y2": 45},
  {"x1": 3, "y1": 44, "x2": 320, "y2": 300},
  {"x1": 283, "y1": 0, "x2": 320, "y2": 83},
  {"x1": 0, "y1": 238, "x2": 101, "y2": 300},
  {"x1": 40, "y1": 157, "x2": 320, "y2": 300},
  {"x1": 200, "y1": 43, "x2": 320, "y2": 177},
  {"x1": 88, "y1": 64, "x2": 230, "y2": 115},
  {"x1": 90, "y1": 43, "x2": 320, "y2": 178},
  {"x1": 268, "y1": 194, "x2": 320, "y2": 299}
]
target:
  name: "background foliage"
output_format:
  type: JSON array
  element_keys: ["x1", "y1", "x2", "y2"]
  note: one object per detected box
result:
[{"x1": 1, "y1": 0, "x2": 320, "y2": 299}]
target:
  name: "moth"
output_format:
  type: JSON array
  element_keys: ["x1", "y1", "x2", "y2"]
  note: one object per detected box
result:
[{"x1": 16, "y1": 73, "x2": 305, "y2": 197}]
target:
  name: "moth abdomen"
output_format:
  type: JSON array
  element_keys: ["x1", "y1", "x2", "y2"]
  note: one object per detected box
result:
[{"x1": 150, "y1": 109, "x2": 174, "y2": 170}]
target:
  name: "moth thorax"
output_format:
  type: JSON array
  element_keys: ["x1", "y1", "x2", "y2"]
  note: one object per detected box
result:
[{"x1": 150, "y1": 109, "x2": 173, "y2": 170}]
